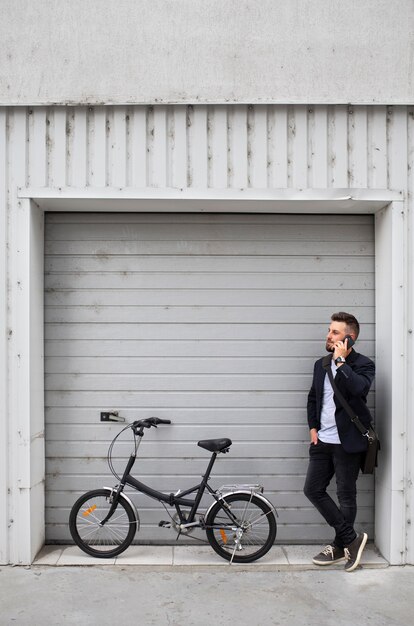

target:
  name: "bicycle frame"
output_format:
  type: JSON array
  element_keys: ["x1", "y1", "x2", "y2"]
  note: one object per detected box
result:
[{"x1": 103, "y1": 433, "x2": 222, "y2": 528}]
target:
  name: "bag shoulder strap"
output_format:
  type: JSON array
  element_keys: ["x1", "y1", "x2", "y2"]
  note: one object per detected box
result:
[{"x1": 322, "y1": 357, "x2": 368, "y2": 437}]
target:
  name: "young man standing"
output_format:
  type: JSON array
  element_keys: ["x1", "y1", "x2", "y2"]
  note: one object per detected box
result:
[{"x1": 303, "y1": 311, "x2": 375, "y2": 572}]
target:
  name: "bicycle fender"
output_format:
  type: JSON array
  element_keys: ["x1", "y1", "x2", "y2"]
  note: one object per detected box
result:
[
  {"x1": 103, "y1": 486, "x2": 140, "y2": 530},
  {"x1": 205, "y1": 490, "x2": 277, "y2": 520}
]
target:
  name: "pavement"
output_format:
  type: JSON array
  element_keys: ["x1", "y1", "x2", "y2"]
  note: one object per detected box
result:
[
  {"x1": 33, "y1": 543, "x2": 387, "y2": 568},
  {"x1": 3, "y1": 544, "x2": 414, "y2": 626}
]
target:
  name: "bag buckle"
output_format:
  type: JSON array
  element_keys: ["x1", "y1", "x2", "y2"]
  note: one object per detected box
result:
[{"x1": 363, "y1": 430, "x2": 375, "y2": 443}]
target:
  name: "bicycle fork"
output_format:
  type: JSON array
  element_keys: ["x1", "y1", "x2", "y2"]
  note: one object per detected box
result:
[{"x1": 99, "y1": 453, "x2": 137, "y2": 526}]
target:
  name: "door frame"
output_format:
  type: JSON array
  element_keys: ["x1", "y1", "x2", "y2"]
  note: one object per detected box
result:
[{"x1": 3, "y1": 187, "x2": 408, "y2": 564}]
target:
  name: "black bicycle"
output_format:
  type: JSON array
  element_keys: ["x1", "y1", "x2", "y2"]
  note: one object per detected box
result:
[{"x1": 69, "y1": 417, "x2": 277, "y2": 563}]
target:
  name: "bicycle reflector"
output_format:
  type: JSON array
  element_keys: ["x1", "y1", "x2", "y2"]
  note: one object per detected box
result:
[
  {"x1": 219, "y1": 529, "x2": 228, "y2": 544},
  {"x1": 82, "y1": 504, "x2": 97, "y2": 517}
]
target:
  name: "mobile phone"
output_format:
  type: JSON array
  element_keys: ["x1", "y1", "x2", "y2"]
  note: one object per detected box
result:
[{"x1": 344, "y1": 335, "x2": 355, "y2": 348}]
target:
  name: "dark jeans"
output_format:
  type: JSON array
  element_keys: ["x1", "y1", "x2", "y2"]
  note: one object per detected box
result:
[{"x1": 303, "y1": 439, "x2": 362, "y2": 548}]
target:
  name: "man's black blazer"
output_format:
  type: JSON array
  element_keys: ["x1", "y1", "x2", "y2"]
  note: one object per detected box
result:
[{"x1": 307, "y1": 349, "x2": 375, "y2": 453}]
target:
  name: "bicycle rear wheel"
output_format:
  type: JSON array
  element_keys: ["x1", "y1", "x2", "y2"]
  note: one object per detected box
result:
[
  {"x1": 205, "y1": 493, "x2": 276, "y2": 563},
  {"x1": 69, "y1": 488, "x2": 137, "y2": 558}
]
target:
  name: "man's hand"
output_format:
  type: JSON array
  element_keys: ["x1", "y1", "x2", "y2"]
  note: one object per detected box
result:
[
  {"x1": 310, "y1": 428, "x2": 318, "y2": 445},
  {"x1": 333, "y1": 338, "x2": 351, "y2": 364}
]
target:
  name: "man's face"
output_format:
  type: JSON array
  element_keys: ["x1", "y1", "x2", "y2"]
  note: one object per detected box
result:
[{"x1": 325, "y1": 321, "x2": 348, "y2": 353}]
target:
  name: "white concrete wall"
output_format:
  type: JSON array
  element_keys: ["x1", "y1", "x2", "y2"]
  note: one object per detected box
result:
[
  {"x1": 1, "y1": 0, "x2": 413, "y2": 105},
  {"x1": 0, "y1": 103, "x2": 413, "y2": 564}
]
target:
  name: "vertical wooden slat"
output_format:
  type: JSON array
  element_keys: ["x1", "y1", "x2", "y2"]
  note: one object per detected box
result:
[
  {"x1": 188, "y1": 105, "x2": 208, "y2": 188},
  {"x1": 268, "y1": 105, "x2": 288, "y2": 188},
  {"x1": 348, "y1": 106, "x2": 368, "y2": 188},
  {"x1": 146, "y1": 106, "x2": 155, "y2": 187},
  {"x1": 170, "y1": 106, "x2": 187, "y2": 188},
  {"x1": 65, "y1": 108, "x2": 76, "y2": 187},
  {"x1": 88, "y1": 106, "x2": 107, "y2": 187},
  {"x1": 368, "y1": 106, "x2": 387, "y2": 189},
  {"x1": 9, "y1": 108, "x2": 28, "y2": 189},
  {"x1": 248, "y1": 105, "x2": 267, "y2": 188},
  {"x1": 28, "y1": 107, "x2": 47, "y2": 187},
  {"x1": 70, "y1": 107, "x2": 87, "y2": 188},
  {"x1": 229, "y1": 105, "x2": 248, "y2": 189},
  {"x1": 104, "y1": 107, "x2": 114, "y2": 187},
  {"x1": 48, "y1": 108, "x2": 67, "y2": 188},
  {"x1": 109, "y1": 106, "x2": 127, "y2": 188},
  {"x1": 248, "y1": 105, "x2": 268, "y2": 189},
  {"x1": 328, "y1": 105, "x2": 348, "y2": 188},
  {"x1": 309, "y1": 106, "x2": 328, "y2": 188},
  {"x1": 151, "y1": 106, "x2": 168, "y2": 188},
  {"x1": 289, "y1": 105, "x2": 308, "y2": 188},
  {"x1": 208, "y1": 105, "x2": 228, "y2": 188},
  {"x1": 387, "y1": 107, "x2": 408, "y2": 191},
  {"x1": 129, "y1": 106, "x2": 147, "y2": 188}
]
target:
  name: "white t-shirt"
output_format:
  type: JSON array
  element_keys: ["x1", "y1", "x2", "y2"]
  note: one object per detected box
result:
[{"x1": 318, "y1": 358, "x2": 341, "y2": 444}]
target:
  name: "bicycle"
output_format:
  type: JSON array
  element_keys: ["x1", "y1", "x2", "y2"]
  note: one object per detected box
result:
[{"x1": 69, "y1": 417, "x2": 277, "y2": 563}]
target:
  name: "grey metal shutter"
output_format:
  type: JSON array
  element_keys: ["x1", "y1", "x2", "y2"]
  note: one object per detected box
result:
[{"x1": 44, "y1": 213, "x2": 375, "y2": 544}]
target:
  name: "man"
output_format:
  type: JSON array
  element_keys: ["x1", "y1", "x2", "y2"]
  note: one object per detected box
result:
[{"x1": 303, "y1": 311, "x2": 375, "y2": 572}]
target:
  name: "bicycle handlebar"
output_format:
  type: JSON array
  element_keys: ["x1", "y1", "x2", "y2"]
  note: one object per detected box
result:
[{"x1": 132, "y1": 417, "x2": 172, "y2": 432}]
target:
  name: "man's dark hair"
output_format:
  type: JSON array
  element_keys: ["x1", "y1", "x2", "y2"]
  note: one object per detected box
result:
[{"x1": 331, "y1": 311, "x2": 360, "y2": 339}]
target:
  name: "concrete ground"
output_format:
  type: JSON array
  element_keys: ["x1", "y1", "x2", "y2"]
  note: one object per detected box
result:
[
  {"x1": 1, "y1": 545, "x2": 413, "y2": 625},
  {"x1": 1, "y1": 563, "x2": 413, "y2": 626}
]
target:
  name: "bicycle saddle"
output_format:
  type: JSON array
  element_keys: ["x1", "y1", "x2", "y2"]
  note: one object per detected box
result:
[{"x1": 197, "y1": 438, "x2": 232, "y2": 452}]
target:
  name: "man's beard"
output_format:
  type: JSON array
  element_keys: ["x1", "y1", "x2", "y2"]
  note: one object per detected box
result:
[{"x1": 325, "y1": 342, "x2": 334, "y2": 353}]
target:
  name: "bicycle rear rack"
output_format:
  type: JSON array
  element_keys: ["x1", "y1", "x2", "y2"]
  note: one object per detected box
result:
[{"x1": 217, "y1": 484, "x2": 264, "y2": 495}]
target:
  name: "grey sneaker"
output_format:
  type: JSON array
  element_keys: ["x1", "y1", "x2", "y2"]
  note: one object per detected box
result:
[
  {"x1": 312, "y1": 544, "x2": 345, "y2": 565},
  {"x1": 344, "y1": 532, "x2": 368, "y2": 572}
]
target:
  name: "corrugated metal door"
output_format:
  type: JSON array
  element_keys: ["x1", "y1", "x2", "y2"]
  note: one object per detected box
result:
[{"x1": 44, "y1": 212, "x2": 375, "y2": 544}]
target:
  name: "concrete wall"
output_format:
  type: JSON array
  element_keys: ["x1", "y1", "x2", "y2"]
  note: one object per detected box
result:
[{"x1": 1, "y1": 0, "x2": 413, "y2": 105}]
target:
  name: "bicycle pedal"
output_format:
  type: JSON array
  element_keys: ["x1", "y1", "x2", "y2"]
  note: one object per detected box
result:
[{"x1": 158, "y1": 520, "x2": 172, "y2": 528}]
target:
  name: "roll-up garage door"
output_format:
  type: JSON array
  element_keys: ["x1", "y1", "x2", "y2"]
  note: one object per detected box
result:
[{"x1": 45, "y1": 213, "x2": 375, "y2": 544}]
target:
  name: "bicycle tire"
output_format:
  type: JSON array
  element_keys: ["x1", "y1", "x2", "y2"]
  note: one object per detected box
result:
[
  {"x1": 69, "y1": 488, "x2": 137, "y2": 558},
  {"x1": 205, "y1": 493, "x2": 277, "y2": 563}
]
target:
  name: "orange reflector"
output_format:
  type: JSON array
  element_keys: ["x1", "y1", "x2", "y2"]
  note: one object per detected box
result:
[
  {"x1": 83, "y1": 504, "x2": 97, "y2": 517},
  {"x1": 219, "y1": 528, "x2": 228, "y2": 544}
]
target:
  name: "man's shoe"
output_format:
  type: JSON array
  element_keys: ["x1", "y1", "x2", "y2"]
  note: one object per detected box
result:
[
  {"x1": 312, "y1": 544, "x2": 345, "y2": 565},
  {"x1": 344, "y1": 532, "x2": 368, "y2": 572}
]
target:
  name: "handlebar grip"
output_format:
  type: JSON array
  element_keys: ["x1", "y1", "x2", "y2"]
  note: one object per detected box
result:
[{"x1": 153, "y1": 418, "x2": 171, "y2": 425}]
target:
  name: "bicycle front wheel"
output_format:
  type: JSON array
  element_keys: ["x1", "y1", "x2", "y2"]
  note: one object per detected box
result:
[
  {"x1": 205, "y1": 493, "x2": 277, "y2": 563},
  {"x1": 69, "y1": 489, "x2": 137, "y2": 558}
]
